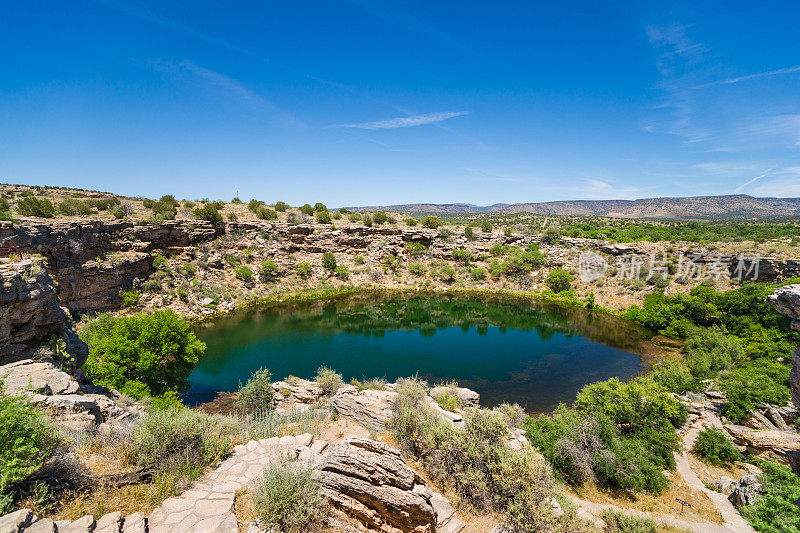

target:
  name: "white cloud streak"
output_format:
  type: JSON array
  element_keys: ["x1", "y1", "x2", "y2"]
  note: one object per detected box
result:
[
  {"x1": 336, "y1": 111, "x2": 470, "y2": 130},
  {"x1": 733, "y1": 168, "x2": 773, "y2": 193}
]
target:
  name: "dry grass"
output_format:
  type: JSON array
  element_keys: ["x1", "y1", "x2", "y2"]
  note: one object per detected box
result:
[
  {"x1": 566, "y1": 479, "x2": 723, "y2": 525},
  {"x1": 233, "y1": 488, "x2": 257, "y2": 533},
  {"x1": 687, "y1": 453, "x2": 748, "y2": 486}
]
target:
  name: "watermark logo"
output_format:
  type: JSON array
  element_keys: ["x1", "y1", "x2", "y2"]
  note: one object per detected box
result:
[
  {"x1": 578, "y1": 251, "x2": 608, "y2": 282},
  {"x1": 577, "y1": 252, "x2": 761, "y2": 283}
]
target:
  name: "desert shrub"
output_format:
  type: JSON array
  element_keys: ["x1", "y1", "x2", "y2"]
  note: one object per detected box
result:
[
  {"x1": 16, "y1": 197, "x2": 55, "y2": 218},
  {"x1": 480, "y1": 220, "x2": 493, "y2": 233},
  {"x1": 600, "y1": 509, "x2": 657, "y2": 533},
  {"x1": 80, "y1": 311, "x2": 205, "y2": 397},
  {"x1": 362, "y1": 214, "x2": 373, "y2": 227},
  {"x1": 545, "y1": 269, "x2": 573, "y2": 293},
  {"x1": 0, "y1": 388, "x2": 63, "y2": 513},
  {"x1": 404, "y1": 242, "x2": 426, "y2": 258},
  {"x1": 332, "y1": 211, "x2": 341, "y2": 220},
  {"x1": 120, "y1": 289, "x2": 141, "y2": 308},
  {"x1": 471, "y1": 267, "x2": 487, "y2": 281},
  {"x1": 237, "y1": 368, "x2": 274, "y2": 413},
  {"x1": 421, "y1": 216, "x2": 442, "y2": 229},
  {"x1": 684, "y1": 326, "x2": 744, "y2": 379},
  {"x1": 129, "y1": 406, "x2": 236, "y2": 477},
  {"x1": 248, "y1": 199, "x2": 265, "y2": 212},
  {"x1": 438, "y1": 264, "x2": 456, "y2": 282},
  {"x1": 312, "y1": 203, "x2": 326, "y2": 212},
  {"x1": 57, "y1": 198, "x2": 93, "y2": 216},
  {"x1": 409, "y1": 262, "x2": 426, "y2": 276},
  {"x1": 88, "y1": 197, "x2": 121, "y2": 210},
  {"x1": 405, "y1": 218, "x2": 418, "y2": 227},
  {"x1": 373, "y1": 211, "x2": 388, "y2": 224},
  {"x1": 464, "y1": 226, "x2": 474, "y2": 239},
  {"x1": 226, "y1": 212, "x2": 238, "y2": 221},
  {"x1": 322, "y1": 252, "x2": 337, "y2": 271},
  {"x1": 543, "y1": 227, "x2": 561, "y2": 244},
  {"x1": 193, "y1": 204, "x2": 223, "y2": 225},
  {"x1": 315, "y1": 210, "x2": 331, "y2": 224},
  {"x1": 693, "y1": 427, "x2": 741, "y2": 466},
  {"x1": 152, "y1": 254, "x2": 168, "y2": 269},
  {"x1": 334, "y1": 265, "x2": 349, "y2": 279},
  {"x1": 490, "y1": 244, "x2": 508, "y2": 256},
  {"x1": 299, "y1": 204, "x2": 314, "y2": 215},
  {"x1": 253, "y1": 459, "x2": 327, "y2": 533},
  {"x1": 256, "y1": 206, "x2": 277, "y2": 220},
  {"x1": 315, "y1": 366, "x2": 342, "y2": 396},
  {"x1": 142, "y1": 279, "x2": 161, "y2": 293},
  {"x1": 348, "y1": 213, "x2": 361, "y2": 222},
  {"x1": 179, "y1": 262, "x2": 196, "y2": 277},
  {"x1": 353, "y1": 255, "x2": 365, "y2": 265},
  {"x1": 235, "y1": 265, "x2": 253, "y2": 282},
  {"x1": 452, "y1": 248, "x2": 471, "y2": 265},
  {"x1": 295, "y1": 262, "x2": 312, "y2": 278},
  {"x1": 433, "y1": 390, "x2": 458, "y2": 412},
  {"x1": 260, "y1": 260, "x2": 279, "y2": 280},
  {"x1": 112, "y1": 202, "x2": 134, "y2": 218},
  {"x1": 392, "y1": 382, "x2": 564, "y2": 528},
  {"x1": 504, "y1": 227, "x2": 513, "y2": 237},
  {"x1": 649, "y1": 360, "x2": 698, "y2": 394},
  {"x1": 740, "y1": 460, "x2": 800, "y2": 532},
  {"x1": 493, "y1": 403, "x2": 527, "y2": 428},
  {"x1": 159, "y1": 195, "x2": 180, "y2": 207},
  {"x1": 274, "y1": 201, "x2": 288, "y2": 212}
]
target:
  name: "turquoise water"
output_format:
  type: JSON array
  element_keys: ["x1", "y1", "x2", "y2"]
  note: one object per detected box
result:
[{"x1": 186, "y1": 293, "x2": 654, "y2": 412}]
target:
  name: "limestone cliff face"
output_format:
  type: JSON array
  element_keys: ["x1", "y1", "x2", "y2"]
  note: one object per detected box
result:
[
  {"x1": 0, "y1": 258, "x2": 86, "y2": 365},
  {"x1": 767, "y1": 284, "x2": 800, "y2": 409}
]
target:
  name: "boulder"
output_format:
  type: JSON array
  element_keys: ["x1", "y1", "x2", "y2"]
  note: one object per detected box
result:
[
  {"x1": 272, "y1": 378, "x2": 325, "y2": 412},
  {"x1": 0, "y1": 509, "x2": 36, "y2": 533},
  {"x1": 729, "y1": 472, "x2": 764, "y2": 507},
  {"x1": 24, "y1": 518, "x2": 55, "y2": 532},
  {"x1": 316, "y1": 438, "x2": 437, "y2": 532},
  {"x1": 710, "y1": 476, "x2": 737, "y2": 495},
  {"x1": 429, "y1": 386, "x2": 479, "y2": 408},
  {"x1": 0, "y1": 359, "x2": 79, "y2": 396},
  {"x1": 330, "y1": 386, "x2": 397, "y2": 429},
  {"x1": 724, "y1": 424, "x2": 800, "y2": 472}
]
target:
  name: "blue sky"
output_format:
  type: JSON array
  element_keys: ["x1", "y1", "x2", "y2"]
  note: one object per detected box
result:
[{"x1": 2, "y1": 1, "x2": 800, "y2": 206}]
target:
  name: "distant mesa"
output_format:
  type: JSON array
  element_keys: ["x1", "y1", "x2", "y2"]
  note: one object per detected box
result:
[{"x1": 345, "y1": 194, "x2": 800, "y2": 220}]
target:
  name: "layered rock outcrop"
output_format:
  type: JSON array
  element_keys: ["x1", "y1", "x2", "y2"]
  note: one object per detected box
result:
[
  {"x1": 766, "y1": 284, "x2": 800, "y2": 409},
  {"x1": 316, "y1": 438, "x2": 437, "y2": 533}
]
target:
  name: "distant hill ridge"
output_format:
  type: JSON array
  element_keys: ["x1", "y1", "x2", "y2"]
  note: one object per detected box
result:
[{"x1": 347, "y1": 194, "x2": 800, "y2": 219}]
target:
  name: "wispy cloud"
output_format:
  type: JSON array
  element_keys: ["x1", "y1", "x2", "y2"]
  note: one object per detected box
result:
[
  {"x1": 149, "y1": 59, "x2": 305, "y2": 130},
  {"x1": 700, "y1": 66, "x2": 800, "y2": 88},
  {"x1": 335, "y1": 111, "x2": 470, "y2": 130},
  {"x1": 733, "y1": 168, "x2": 773, "y2": 193}
]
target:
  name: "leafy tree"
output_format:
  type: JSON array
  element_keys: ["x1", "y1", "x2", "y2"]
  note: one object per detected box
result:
[
  {"x1": 237, "y1": 368, "x2": 274, "y2": 413},
  {"x1": 274, "y1": 201, "x2": 288, "y2": 212},
  {"x1": 464, "y1": 226, "x2": 474, "y2": 239},
  {"x1": 299, "y1": 204, "x2": 314, "y2": 215},
  {"x1": 372, "y1": 211, "x2": 388, "y2": 225},
  {"x1": 80, "y1": 311, "x2": 206, "y2": 398},
  {"x1": 315, "y1": 210, "x2": 332, "y2": 224},
  {"x1": 313, "y1": 202, "x2": 327, "y2": 212},
  {"x1": 693, "y1": 427, "x2": 741, "y2": 466},
  {"x1": 480, "y1": 220, "x2": 493, "y2": 233}
]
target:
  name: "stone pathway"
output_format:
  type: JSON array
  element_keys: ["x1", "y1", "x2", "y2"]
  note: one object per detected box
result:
[{"x1": 148, "y1": 433, "x2": 317, "y2": 533}]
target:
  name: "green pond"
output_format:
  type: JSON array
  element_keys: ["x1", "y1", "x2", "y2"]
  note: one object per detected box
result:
[{"x1": 186, "y1": 292, "x2": 657, "y2": 412}]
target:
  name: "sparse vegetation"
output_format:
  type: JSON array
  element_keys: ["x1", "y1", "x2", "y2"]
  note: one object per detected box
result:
[{"x1": 252, "y1": 459, "x2": 328, "y2": 533}]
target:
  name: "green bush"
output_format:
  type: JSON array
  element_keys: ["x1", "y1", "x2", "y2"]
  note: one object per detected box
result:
[
  {"x1": 129, "y1": 406, "x2": 236, "y2": 475},
  {"x1": 120, "y1": 289, "x2": 141, "y2": 308},
  {"x1": 322, "y1": 252, "x2": 337, "y2": 271},
  {"x1": 235, "y1": 265, "x2": 253, "y2": 282},
  {"x1": 313, "y1": 203, "x2": 326, "y2": 212},
  {"x1": 80, "y1": 311, "x2": 205, "y2": 397},
  {"x1": 545, "y1": 269, "x2": 573, "y2": 293},
  {"x1": 257, "y1": 206, "x2": 278, "y2": 220},
  {"x1": 421, "y1": 216, "x2": 442, "y2": 229},
  {"x1": 193, "y1": 204, "x2": 223, "y2": 225},
  {"x1": 404, "y1": 242, "x2": 426, "y2": 258},
  {"x1": 362, "y1": 214, "x2": 373, "y2": 227},
  {"x1": 237, "y1": 368, "x2": 274, "y2": 413},
  {"x1": 152, "y1": 254, "x2": 168, "y2": 269},
  {"x1": 253, "y1": 459, "x2": 328, "y2": 533},
  {"x1": 0, "y1": 388, "x2": 62, "y2": 513},
  {"x1": 348, "y1": 213, "x2": 361, "y2": 222},
  {"x1": 720, "y1": 361, "x2": 790, "y2": 423},
  {"x1": 315, "y1": 210, "x2": 331, "y2": 224},
  {"x1": 373, "y1": 211, "x2": 388, "y2": 225},
  {"x1": 409, "y1": 262, "x2": 426, "y2": 276},
  {"x1": 438, "y1": 264, "x2": 456, "y2": 282},
  {"x1": 315, "y1": 366, "x2": 342, "y2": 396},
  {"x1": 16, "y1": 197, "x2": 55, "y2": 218},
  {"x1": 299, "y1": 204, "x2": 314, "y2": 215},
  {"x1": 260, "y1": 260, "x2": 279, "y2": 280},
  {"x1": 471, "y1": 267, "x2": 487, "y2": 281},
  {"x1": 693, "y1": 427, "x2": 741, "y2": 466},
  {"x1": 248, "y1": 199, "x2": 265, "y2": 212},
  {"x1": 274, "y1": 201, "x2": 288, "y2": 212},
  {"x1": 464, "y1": 226, "x2": 474, "y2": 239},
  {"x1": 334, "y1": 265, "x2": 349, "y2": 279},
  {"x1": 57, "y1": 198, "x2": 93, "y2": 216},
  {"x1": 353, "y1": 255, "x2": 365, "y2": 265},
  {"x1": 600, "y1": 509, "x2": 657, "y2": 533},
  {"x1": 543, "y1": 227, "x2": 561, "y2": 243},
  {"x1": 295, "y1": 262, "x2": 312, "y2": 278},
  {"x1": 452, "y1": 248, "x2": 471, "y2": 265},
  {"x1": 480, "y1": 220, "x2": 493, "y2": 233},
  {"x1": 405, "y1": 218, "x2": 418, "y2": 227},
  {"x1": 741, "y1": 460, "x2": 800, "y2": 532}
]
